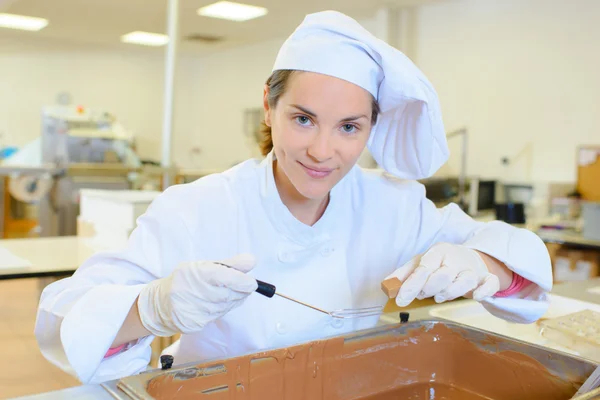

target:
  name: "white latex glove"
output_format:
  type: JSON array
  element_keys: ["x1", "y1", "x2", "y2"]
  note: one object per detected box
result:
[
  {"x1": 137, "y1": 254, "x2": 258, "y2": 337},
  {"x1": 385, "y1": 243, "x2": 500, "y2": 306}
]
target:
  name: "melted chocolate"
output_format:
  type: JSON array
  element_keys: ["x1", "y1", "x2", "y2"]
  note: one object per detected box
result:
[{"x1": 146, "y1": 324, "x2": 579, "y2": 400}]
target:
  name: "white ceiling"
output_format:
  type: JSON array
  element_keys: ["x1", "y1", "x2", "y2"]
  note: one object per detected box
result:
[{"x1": 0, "y1": 0, "x2": 444, "y2": 54}]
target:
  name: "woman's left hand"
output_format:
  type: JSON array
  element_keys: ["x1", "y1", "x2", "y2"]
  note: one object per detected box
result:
[{"x1": 383, "y1": 243, "x2": 500, "y2": 306}]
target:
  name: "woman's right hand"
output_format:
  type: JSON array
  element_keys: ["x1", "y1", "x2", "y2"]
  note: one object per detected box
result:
[{"x1": 137, "y1": 254, "x2": 259, "y2": 337}]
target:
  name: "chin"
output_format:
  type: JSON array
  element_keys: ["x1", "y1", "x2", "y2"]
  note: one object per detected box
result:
[{"x1": 293, "y1": 177, "x2": 336, "y2": 200}]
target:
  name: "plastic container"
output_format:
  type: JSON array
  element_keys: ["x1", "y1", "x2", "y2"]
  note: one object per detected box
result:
[{"x1": 540, "y1": 309, "x2": 600, "y2": 362}]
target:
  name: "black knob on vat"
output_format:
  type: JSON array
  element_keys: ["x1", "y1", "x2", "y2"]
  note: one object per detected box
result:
[
  {"x1": 160, "y1": 354, "x2": 174, "y2": 370},
  {"x1": 399, "y1": 312, "x2": 410, "y2": 323}
]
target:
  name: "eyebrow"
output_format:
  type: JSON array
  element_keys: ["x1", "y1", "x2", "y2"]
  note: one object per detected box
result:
[
  {"x1": 290, "y1": 104, "x2": 317, "y2": 118},
  {"x1": 290, "y1": 104, "x2": 368, "y2": 122}
]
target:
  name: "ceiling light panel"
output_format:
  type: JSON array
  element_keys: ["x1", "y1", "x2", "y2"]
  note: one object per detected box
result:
[
  {"x1": 198, "y1": 1, "x2": 268, "y2": 22},
  {"x1": 0, "y1": 13, "x2": 48, "y2": 31},
  {"x1": 121, "y1": 31, "x2": 169, "y2": 47}
]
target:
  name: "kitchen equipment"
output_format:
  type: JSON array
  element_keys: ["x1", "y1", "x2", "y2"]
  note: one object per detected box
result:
[
  {"x1": 572, "y1": 366, "x2": 600, "y2": 399},
  {"x1": 540, "y1": 309, "x2": 600, "y2": 362},
  {"x1": 107, "y1": 320, "x2": 598, "y2": 400},
  {"x1": 495, "y1": 202, "x2": 526, "y2": 224}
]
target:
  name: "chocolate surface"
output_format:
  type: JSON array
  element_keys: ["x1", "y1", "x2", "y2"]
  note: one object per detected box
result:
[{"x1": 359, "y1": 383, "x2": 489, "y2": 399}]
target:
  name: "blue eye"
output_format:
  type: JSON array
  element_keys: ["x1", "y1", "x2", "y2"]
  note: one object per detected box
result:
[
  {"x1": 341, "y1": 124, "x2": 357, "y2": 134},
  {"x1": 295, "y1": 116, "x2": 312, "y2": 126}
]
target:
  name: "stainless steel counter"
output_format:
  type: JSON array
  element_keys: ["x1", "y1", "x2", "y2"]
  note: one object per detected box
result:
[
  {"x1": 552, "y1": 277, "x2": 600, "y2": 305},
  {"x1": 537, "y1": 228, "x2": 600, "y2": 250}
]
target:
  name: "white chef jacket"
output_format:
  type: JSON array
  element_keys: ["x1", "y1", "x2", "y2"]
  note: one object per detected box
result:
[{"x1": 35, "y1": 152, "x2": 552, "y2": 384}]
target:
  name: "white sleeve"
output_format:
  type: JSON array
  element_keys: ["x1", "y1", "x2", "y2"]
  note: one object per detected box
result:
[
  {"x1": 35, "y1": 185, "x2": 196, "y2": 384},
  {"x1": 411, "y1": 183, "x2": 552, "y2": 324}
]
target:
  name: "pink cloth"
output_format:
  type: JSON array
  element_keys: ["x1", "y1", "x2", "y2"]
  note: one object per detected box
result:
[
  {"x1": 104, "y1": 344, "x2": 125, "y2": 358},
  {"x1": 494, "y1": 273, "x2": 532, "y2": 298}
]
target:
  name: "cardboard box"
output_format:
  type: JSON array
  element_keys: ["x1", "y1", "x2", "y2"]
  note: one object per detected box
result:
[
  {"x1": 553, "y1": 247, "x2": 600, "y2": 283},
  {"x1": 546, "y1": 243, "x2": 562, "y2": 266}
]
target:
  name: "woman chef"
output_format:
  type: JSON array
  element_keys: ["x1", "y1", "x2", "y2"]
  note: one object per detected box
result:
[{"x1": 35, "y1": 11, "x2": 551, "y2": 384}]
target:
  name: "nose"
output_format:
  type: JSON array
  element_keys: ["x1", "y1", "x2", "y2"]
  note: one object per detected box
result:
[{"x1": 307, "y1": 131, "x2": 334, "y2": 162}]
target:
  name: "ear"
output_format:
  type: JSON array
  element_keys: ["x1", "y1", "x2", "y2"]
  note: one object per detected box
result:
[{"x1": 263, "y1": 84, "x2": 271, "y2": 127}]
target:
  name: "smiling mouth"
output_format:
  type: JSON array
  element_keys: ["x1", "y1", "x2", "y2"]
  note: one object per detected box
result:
[{"x1": 298, "y1": 161, "x2": 334, "y2": 179}]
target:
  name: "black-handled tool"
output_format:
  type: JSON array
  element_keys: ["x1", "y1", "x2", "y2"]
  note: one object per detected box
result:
[
  {"x1": 215, "y1": 262, "x2": 329, "y2": 315},
  {"x1": 215, "y1": 262, "x2": 384, "y2": 319},
  {"x1": 256, "y1": 280, "x2": 276, "y2": 298}
]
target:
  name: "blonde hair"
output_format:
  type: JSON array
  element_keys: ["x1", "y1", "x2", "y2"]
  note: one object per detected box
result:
[{"x1": 259, "y1": 70, "x2": 381, "y2": 156}]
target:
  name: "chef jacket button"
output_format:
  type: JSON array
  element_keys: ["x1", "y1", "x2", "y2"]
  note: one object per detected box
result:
[
  {"x1": 331, "y1": 319, "x2": 344, "y2": 329},
  {"x1": 320, "y1": 247, "x2": 334, "y2": 257},
  {"x1": 278, "y1": 252, "x2": 290, "y2": 262},
  {"x1": 276, "y1": 322, "x2": 288, "y2": 335}
]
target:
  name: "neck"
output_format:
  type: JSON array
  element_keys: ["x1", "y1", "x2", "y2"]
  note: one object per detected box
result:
[{"x1": 273, "y1": 160, "x2": 329, "y2": 226}]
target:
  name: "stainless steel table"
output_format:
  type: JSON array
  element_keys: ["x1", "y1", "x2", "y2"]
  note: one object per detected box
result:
[
  {"x1": 0, "y1": 236, "x2": 104, "y2": 280},
  {"x1": 537, "y1": 228, "x2": 600, "y2": 250},
  {"x1": 551, "y1": 277, "x2": 600, "y2": 305}
]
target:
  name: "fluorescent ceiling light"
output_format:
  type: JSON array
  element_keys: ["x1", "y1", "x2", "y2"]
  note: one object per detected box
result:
[
  {"x1": 198, "y1": 1, "x2": 268, "y2": 22},
  {"x1": 0, "y1": 13, "x2": 48, "y2": 31},
  {"x1": 121, "y1": 31, "x2": 169, "y2": 47}
]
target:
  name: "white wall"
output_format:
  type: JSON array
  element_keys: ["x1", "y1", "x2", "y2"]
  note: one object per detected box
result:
[
  {"x1": 175, "y1": 37, "x2": 284, "y2": 170},
  {"x1": 179, "y1": 0, "x2": 600, "y2": 181},
  {"x1": 179, "y1": 14, "x2": 384, "y2": 171},
  {"x1": 1, "y1": 1, "x2": 598, "y2": 183},
  {"x1": 0, "y1": 40, "x2": 197, "y2": 162},
  {"x1": 0, "y1": 35, "x2": 291, "y2": 170},
  {"x1": 415, "y1": 0, "x2": 600, "y2": 183}
]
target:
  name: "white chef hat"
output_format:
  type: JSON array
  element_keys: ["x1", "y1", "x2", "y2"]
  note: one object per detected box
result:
[{"x1": 272, "y1": 10, "x2": 449, "y2": 179}]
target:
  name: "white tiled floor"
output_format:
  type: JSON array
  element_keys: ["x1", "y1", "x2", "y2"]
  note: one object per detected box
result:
[{"x1": 0, "y1": 279, "x2": 80, "y2": 399}]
